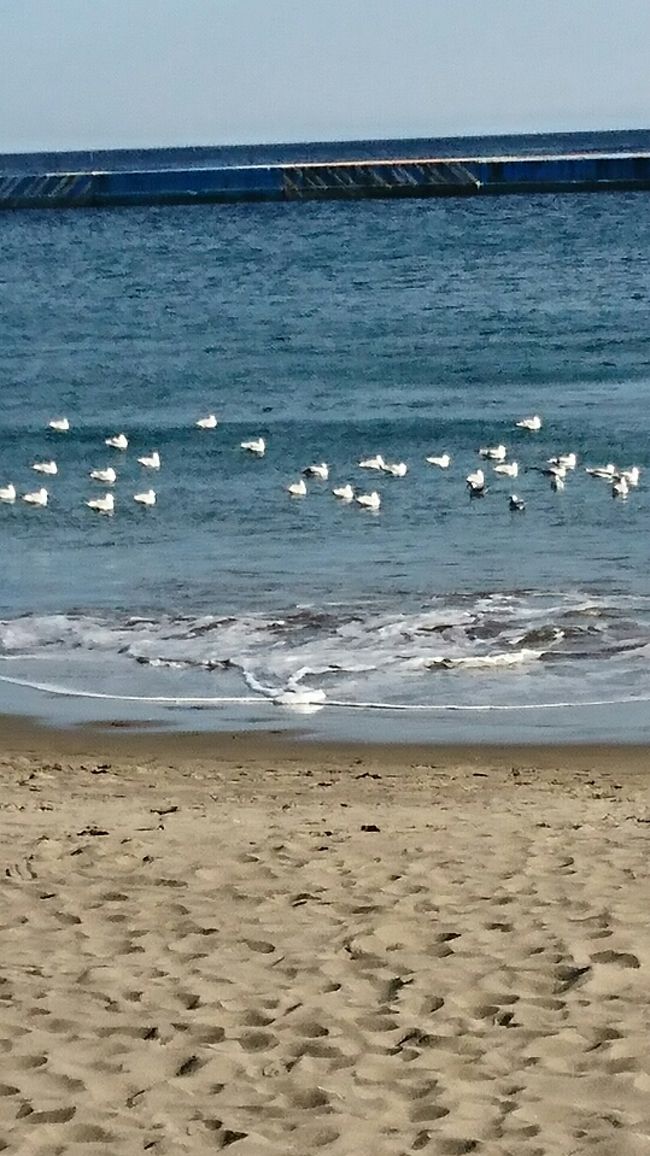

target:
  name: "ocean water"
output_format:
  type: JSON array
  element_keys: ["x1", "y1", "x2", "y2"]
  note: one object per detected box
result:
[{"x1": 2, "y1": 147, "x2": 650, "y2": 740}]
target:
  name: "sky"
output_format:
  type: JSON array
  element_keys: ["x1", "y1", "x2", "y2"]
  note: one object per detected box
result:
[{"x1": 0, "y1": 0, "x2": 648, "y2": 152}]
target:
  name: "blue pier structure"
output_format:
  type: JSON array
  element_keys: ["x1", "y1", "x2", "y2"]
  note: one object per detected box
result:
[{"x1": 1, "y1": 151, "x2": 650, "y2": 210}]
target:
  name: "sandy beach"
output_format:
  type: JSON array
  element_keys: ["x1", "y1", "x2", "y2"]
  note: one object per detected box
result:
[{"x1": 0, "y1": 718, "x2": 649, "y2": 1155}]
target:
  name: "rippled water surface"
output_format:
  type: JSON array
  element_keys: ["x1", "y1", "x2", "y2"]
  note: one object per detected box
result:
[{"x1": 2, "y1": 165, "x2": 650, "y2": 740}]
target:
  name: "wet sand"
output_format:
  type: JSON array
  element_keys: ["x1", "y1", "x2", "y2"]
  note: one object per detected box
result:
[{"x1": 1, "y1": 717, "x2": 649, "y2": 1154}]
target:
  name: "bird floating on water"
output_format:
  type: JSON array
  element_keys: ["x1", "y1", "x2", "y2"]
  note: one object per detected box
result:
[
  {"x1": 86, "y1": 492, "x2": 114, "y2": 515},
  {"x1": 196, "y1": 414, "x2": 218, "y2": 429},
  {"x1": 494, "y1": 461, "x2": 518, "y2": 478},
  {"x1": 466, "y1": 467, "x2": 485, "y2": 490},
  {"x1": 359, "y1": 454, "x2": 386, "y2": 470},
  {"x1": 548, "y1": 453, "x2": 577, "y2": 470},
  {"x1": 509, "y1": 494, "x2": 526, "y2": 511},
  {"x1": 586, "y1": 463, "x2": 616, "y2": 479},
  {"x1": 287, "y1": 479, "x2": 307, "y2": 497},
  {"x1": 32, "y1": 460, "x2": 57, "y2": 476},
  {"x1": 0, "y1": 483, "x2": 16, "y2": 503},
  {"x1": 241, "y1": 437, "x2": 265, "y2": 456},
  {"x1": 48, "y1": 418, "x2": 69, "y2": 433},
  {"x1": 303, "y1": 463, "x2": 329, "y2": 480},
  {"x1": 426, "y1": 453, "x2": 451, "y2": 469},
  {"x1": 619, "y1": 466, "x2": 640, "y2": 487},
  {"x1": 479, "y1": 444, "x2": 507, "y2": 462},
  {"x1": 551, "y1": 473, "x2": 565, "y2": 492},
  {"x1": 105, "y1": 433, "x2": 128, "y2": 451},
  {"x1": 138, "y1": 451, "x2": 161, "y2": 470},
  {"x1": 134, "y1": 489, "x2": 156, "y2": 506},
  {"x1": 22, "y1": 488, "x2": 48, "y2": 507},
  {"x1": 90, "y1": 467, "x2": 117, "y2": 484},
  {"x1": 332, "y1": 483, "x2": 354, "y2": 501},
  {"x1": 612, "y1": 476, "x2": 629, "y2": 498},
  {"x1": 383, "y1": 461, "x2": 408, "y2": 477},
  {"x1": 515, "y1": 415, "x2": 542, "y2": 431},
  {"x1": 356, "y1": 491, "x2": 381, "y2": 510}
]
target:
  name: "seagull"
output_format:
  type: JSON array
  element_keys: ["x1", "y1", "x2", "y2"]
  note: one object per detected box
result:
[
  {"x1": 494, "y1": 461, "x2": 519, "y2": 478},
  {"x1": 332, "y1": 483, "x2": 354, "y2": 501},
  {"x1": 548, "y1": 453, "x2": 577, "y2": 470},
  {"x1": 22, "y1": 487, "x2": 48, "y2": 507},
  {"x1": 612, "y1": 476, "x2": 629, "y2": 498},
  {"x1": 619, "y1": 466, "x2": 640, "y2": 487},
  {"x1": 466, "y1": 467, "x2": 485, "y2": 489},
  {"x1": 0, "y1": 483, "x2": 16, "y2": 503},
  {"x1": 479, "y1": 444, "x2": 507, "y2": 461},
  {"x1": 90, "y1": 467, "x2": 117, "y2": 484},
  {"x1": 196, "y1": 414, "x2": 218, "y2": 429},
  {"x1": 241, "y1": 437, "x2": 265, "y2": 456},
  {"x1": 586, "y1": 463, "x2": 616, "y2": 479},
  {"x1": 303, "y1": 462, "x2": 329, "y2": 480},
  {"x1": 466, "y1": 467, "x2": 486, "y2": 496},
  {"x1": 355, "y1": 491, "x2": 381, "y2": 510},
  {"x1": 138, "y1": 451, "x2": 161, "y2": 470},
  {"x1": 383, "y1": 461, "x2": 408, "y2": 477},
  {"x1": 426, "y1": 453, "x2": 451, "y2": 469},
  {"x1": 48, "y1": 417, "x2": 69, "y2": 432},
  {"x1": 86, "y1": 492, "x2": 114, "y2": 515},
  {"x1": 287, "y1": 479, "x2": 307, "y2": 497},
  {"x1": 509, "y1": 494, "x2": 526, "y2": 511},
  {"x1": 359, "y1": 454, "x2": 386, "y2": 470},
  {"x1": 105, "y1": 433, "x2": 128, "y2": 451},
  {"x1": 515, "y1": 415, "x2": 542, "y2": 431},
  {"x1": 551, "y1": 473, "x2": 565, "y2": 492},
  {"x1": 541, "y1": 463, "x2": 567, "y2": 480},
  {"x1": 32, "y1": 460, "x2": 58, "y2": 476},
  {"x1": 134, "y1": 489, "x2": 156, "y2": 506}
]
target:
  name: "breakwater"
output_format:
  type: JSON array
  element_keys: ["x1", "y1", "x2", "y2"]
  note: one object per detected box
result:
[{"x1": 2, "y1": 151, "x2": 650, "y2": 209}]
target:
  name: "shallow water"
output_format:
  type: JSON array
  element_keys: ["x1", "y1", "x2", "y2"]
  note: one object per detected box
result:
[{"x1": 2, "y1": 172, "x2": 650, "y2": 740}]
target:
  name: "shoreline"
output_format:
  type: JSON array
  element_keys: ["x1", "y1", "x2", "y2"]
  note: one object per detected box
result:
[{"x1": 2, "y1": 711, "x2": 650, "y2": 774}]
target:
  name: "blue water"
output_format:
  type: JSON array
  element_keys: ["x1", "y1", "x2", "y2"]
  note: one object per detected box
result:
[{"x1": 2, "y1": 136, "x2": 650, "y2": 741}]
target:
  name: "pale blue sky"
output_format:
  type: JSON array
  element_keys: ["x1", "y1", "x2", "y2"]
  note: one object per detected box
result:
[{"x1": 0, "y1": 0, "x2": 647, "y2": 152}]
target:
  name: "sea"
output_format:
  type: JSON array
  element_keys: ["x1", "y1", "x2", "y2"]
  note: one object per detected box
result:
[{"x1": 1, "y1": 128, "x2": 650, "y2": 743}]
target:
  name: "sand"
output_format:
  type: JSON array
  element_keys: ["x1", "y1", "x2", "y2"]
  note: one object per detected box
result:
[{"x1": 0, "y1": 718, "x2": 649, "y2": 1155}]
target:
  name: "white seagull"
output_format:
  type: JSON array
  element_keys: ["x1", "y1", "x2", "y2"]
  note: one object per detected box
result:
[
  {"x1": 494, "y1": 461, "x2": 519, "y2": 478},
  {"x1": 612, "y1": 476, "x2": 629, "y2": 498},
  {"x1": 619, "y1": 466, "x2": 640, "y2": 487},
  {"x1": 515, "y1": 415, "x2": 542, "y2": 431},
  {"x1": 426, "y1": 453, "x2": 451, "y2": 469},
  {"x1": 32, "y1": 460, "x2": 58, "y2": 476},
  {"x1": 134, "y1": 489, "x2": 156, "y2": 506},
  {"x1": 586, "y1": 463, "x2": 617, "y2": 479},
  {"x1": 105, "y1": 433, "x2": 128, "y2": 451},
  {"x1": 466, "y1": 467, "x2": 485, "y2": 490},
  {"x1": 479, "y1": 444, "x2": 507, "y2": 462},
  {"x1": 22, "y1": 487, "x2": 48, "y2": 507},
  {"x1": 138, "y1": 451, "x2": 161, "y2": 470},
  {"x1": 383, "y1": 461, "x2": 408, "y2": 477},
  {"x1": 90, "y1": 467, "x2": 117, "y2": 484},
  {"x1": 241, "y1": 437, "x2": 265, "y2": 456},
  {"x1": 332, "y1": 483, "x2": 354, "y2": 501},
  {"x1": 303, "y1": 462, "x2": 329, "y2": 480},
  {"x1": 196, "y1": 414, "x2": 218, "y2": 429},
  {"x1": 359, "y1": 454, "x2": 386, "y2": 470},
  {"x1": 355, "y1": 491, "x2": 381, "y2": 510},
  {"x1": 548, "y1": 453, "x2": 577, "y2": 470},
  {"x1": 48, "y1": 417, "x2": 69, "y2": 433},
  {"x1": 86, "y1": 492, "x2": 114, "y2": 515},
  {"x1": 0, "y1": 483, "x2": 16, "y2": 503},
  {"x1": 287, "y1": 479, "x2": 307, "y2": 497}
]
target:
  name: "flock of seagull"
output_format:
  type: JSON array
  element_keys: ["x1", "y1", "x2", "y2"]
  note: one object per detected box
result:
[{"x1": 0, "y1": 411, "x2": 642, "y2": 516}]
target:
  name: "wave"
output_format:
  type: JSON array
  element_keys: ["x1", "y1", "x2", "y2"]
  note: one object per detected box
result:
[{"x1": 1, "y1": 590, "x2": 650, "y2": 711}]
